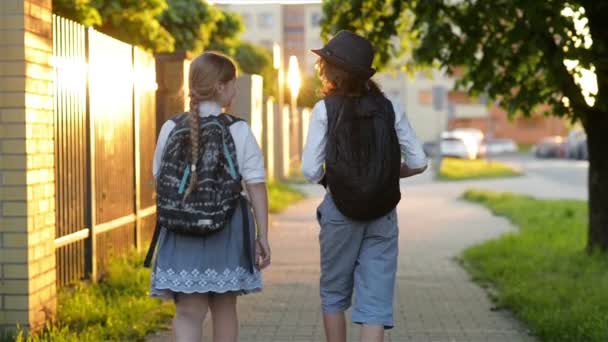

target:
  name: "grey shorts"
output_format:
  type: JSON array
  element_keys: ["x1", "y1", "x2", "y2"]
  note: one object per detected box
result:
[{"x1": 317, "y1": 193, "x2": 399, "y2": 329}]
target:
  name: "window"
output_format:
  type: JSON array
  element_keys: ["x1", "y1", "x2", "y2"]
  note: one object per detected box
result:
[
  {"x1": 432, "y1": 86, "x2": 447, "y2": 111},
  {"x1": 258, "y1": 13, "x2": 274, "y2": 29},
  {"x1": 311, "y1": 12, "x2": 322, "y2": 27},
  {"x1": 285, "y1": 27, "x2": 304, "y2": 33},
  {"x1": 286, "y1": 12, "x2": 303, "y2": 23},
  {"x1": 287, "y1": 40, "x2": 303, "y2": 48}
]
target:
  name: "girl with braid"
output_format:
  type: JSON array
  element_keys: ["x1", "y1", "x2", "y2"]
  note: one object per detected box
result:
[{"x1": 150, "y1": 52, "x2": 271, "y2": 342}]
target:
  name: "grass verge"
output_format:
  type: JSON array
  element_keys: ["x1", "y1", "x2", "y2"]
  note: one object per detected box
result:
[
  {"x1": 5, "y1": 252, "x2": 174, "y2": 342},
  {"x1": 461, "y1": 190, "x2": 608, "y2": 341},
  {"x1": 268, "y1": 181, "x2": 306, "y2": 213},
  {"x1": 439, "y1": 157, "x2": 521, "y2": 180}
]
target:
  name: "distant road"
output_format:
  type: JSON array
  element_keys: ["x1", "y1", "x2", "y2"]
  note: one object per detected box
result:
[{"x1": 496, "y1": 153, "x2": 588, "y2": 188}]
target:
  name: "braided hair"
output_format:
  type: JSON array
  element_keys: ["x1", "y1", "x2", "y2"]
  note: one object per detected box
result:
[{"x1": 183, "y1": 52, "x2": 237, "y2": 201}]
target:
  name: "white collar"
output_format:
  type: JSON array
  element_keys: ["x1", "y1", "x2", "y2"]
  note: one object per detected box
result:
[{"x1": 198, "y1": 101, "x2": 222, "y2": 117}]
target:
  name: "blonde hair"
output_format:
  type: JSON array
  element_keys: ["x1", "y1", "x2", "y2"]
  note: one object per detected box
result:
[{"x1": 183, "y1": 52, "x2": 237, "y2": 200}]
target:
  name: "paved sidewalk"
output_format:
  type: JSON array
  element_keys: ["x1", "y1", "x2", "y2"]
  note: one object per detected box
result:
[{"x1": 148, "y1": 176, "x2": 541, "y2": 341}]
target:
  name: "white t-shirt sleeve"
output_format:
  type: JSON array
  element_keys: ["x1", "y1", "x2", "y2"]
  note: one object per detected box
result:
[
  {"x1": 152, "y1": 120, "x2": 176, "y2": 177},
  {"x1": 392, "y1": 101, "x2": 428, "y2": 169},
  {"x1": 239, "y1": 124, "x2": 266, "y2": 184},
  {"x1": 301, "y1": 100, "x2": 327, "y2": 183}
]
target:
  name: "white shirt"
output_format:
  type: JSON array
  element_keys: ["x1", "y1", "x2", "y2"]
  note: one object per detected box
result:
[
  {"x1": 153, "y1": 101, "x2": 266, "y2": 184},
  {"x1": 301, "y1": 99, "x2": 427, "y2": 183}
]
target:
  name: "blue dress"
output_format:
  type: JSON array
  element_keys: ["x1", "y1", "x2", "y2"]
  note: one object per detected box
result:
[{"x1": 150, "y1": 197, "x2": 262, "y2": 300}]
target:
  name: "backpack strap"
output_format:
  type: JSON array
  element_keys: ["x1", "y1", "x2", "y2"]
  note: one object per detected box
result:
[
  {"x1": 217, "y1": 114, "x2": 243, "y2": 181},
  {"x1": 169, "y1": 112, "x2": 189, "y2": 124},
  {"x1": 218, "y1": 113, "x2": 245, "y2": 126},
  {"x1": 143, "y1": 219, "x2": 160, "y2": 268}
]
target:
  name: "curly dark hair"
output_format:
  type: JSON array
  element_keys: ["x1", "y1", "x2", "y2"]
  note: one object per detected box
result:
[{"x1": 316, "y1": 58, "x2": 382, "y2": 97}]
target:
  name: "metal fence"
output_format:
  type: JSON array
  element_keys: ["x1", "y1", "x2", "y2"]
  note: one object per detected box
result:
[{"x1": 52, "y1": 15, "x2": 157, "y2": 286}]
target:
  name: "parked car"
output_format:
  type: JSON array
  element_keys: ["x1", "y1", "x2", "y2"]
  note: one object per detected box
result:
[
  {"x1": 439, "y1": 136, "x2": 478, "y2": 159},
  {"x1": 565, "y1": 129, "x2": 588, "y2": 160},
  {"x1": 441, "y1": 129, "x2": 484, "y2": 159},
  {"x1": 483, "y1": 138, "x2": 518, "y2": 155},
  {"x1": 533, "y1": 136, "x2": 566, "y2": 158}
]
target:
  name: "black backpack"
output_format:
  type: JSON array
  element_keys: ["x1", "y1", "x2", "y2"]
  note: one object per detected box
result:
[{"x1": 323, "y1": 94, "x2": 401, "y2": 221}]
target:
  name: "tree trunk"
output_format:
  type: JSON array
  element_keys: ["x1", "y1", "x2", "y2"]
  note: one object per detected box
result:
[{"x1": 585, "y1": 111, "x2": 608, "y2": 252}]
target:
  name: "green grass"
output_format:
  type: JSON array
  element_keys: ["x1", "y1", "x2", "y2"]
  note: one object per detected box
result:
[
  {"x1": 268, "y1": 181, "x2": 306, "y2": 213},
  {"x1": 5, "y1": 252, "x2": 174, "y2": 342},
  {"x1": 461, "y1": 190, "x2": 608, "y2": 342},
  {"x1": 518, "y1": 143, "x2": 534, "y2": 152},
  {"x1": 439, "y1": 157, "x2": 522, "y2": 180}
]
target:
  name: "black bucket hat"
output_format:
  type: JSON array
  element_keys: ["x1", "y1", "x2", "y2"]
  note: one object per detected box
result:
[{"x1": 312, "y1": 30, "x2": 376, "y2": 79}]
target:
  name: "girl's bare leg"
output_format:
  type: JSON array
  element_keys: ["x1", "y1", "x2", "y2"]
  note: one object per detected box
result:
[
  {"x1": 173, "y1": 293, "x2": 210, "y2": 342},
  {"x1": 209, "y1": 293, "x2": 238, "y2": 342}
]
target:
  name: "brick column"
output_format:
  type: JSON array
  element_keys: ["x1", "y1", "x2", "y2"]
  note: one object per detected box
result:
[{"x1": 0, "y1": 0, "x2": 56, "y2": 333}]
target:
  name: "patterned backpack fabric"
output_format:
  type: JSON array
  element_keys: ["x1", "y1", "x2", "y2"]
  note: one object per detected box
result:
[{"x1": 156, "y1": 113, "x2": 243, "y2": 236}]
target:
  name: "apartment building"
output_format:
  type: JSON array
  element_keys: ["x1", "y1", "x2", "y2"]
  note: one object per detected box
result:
[
  {"x1": 215, "y1": 1, "x2": 566, "y2": 143},
  {"x1": 217, "y1": 2, "x2": 322, "y2": 73}
]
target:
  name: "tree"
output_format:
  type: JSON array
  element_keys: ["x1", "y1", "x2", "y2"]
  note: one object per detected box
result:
[
  {"x1": 53, "y1": 0, "x2": 102, "y2": 26},
  {"x1": 207, "y1": 11, "x2": 245, "y2": 54},
  {"x1": 158, "y1": 0, "x2": 220, "y2": 55},
  {"x1": 321, "y1": 0, "x2": 416, "y2": 69},
  {"x1": 95, "y1": 0, "x2": 174, "y2": 53},
  {"x1": 53, "y1": 0, "x2": 174, "y2": 53},
  {"x1": 322, "y1": 0, "x2": 608, "y2": 251},
  {"x1": 233, "y1": 43, "x2": 276, "y2": 97}
]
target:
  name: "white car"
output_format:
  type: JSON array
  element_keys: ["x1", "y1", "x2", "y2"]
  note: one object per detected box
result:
[
  {"x1": 440, "y1": 137, "x2": 477, "y2": 159},
  {"x1": 440, "y1": 129, "x2": 484, "y2": 159},
  {"x1": 483, "y1": 138, "x2": 518, "y2": 155}
]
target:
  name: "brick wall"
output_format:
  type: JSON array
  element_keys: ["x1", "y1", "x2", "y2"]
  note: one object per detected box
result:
[
  {"x1": 0, "y1": 0, "x2": 56, "y2": 333},
  {"x1": 449, "y1": 104, "x2": 568, "y2": 144}
]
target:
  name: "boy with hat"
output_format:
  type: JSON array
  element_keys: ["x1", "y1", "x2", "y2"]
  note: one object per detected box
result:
[{"x1": 302, "y1": 30, "x2": 428, "y2": 342}]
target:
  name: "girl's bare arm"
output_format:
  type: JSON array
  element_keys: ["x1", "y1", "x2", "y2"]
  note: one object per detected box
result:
[{"x1": 246, "y1": 182, "x2": 271, "y2": 269}]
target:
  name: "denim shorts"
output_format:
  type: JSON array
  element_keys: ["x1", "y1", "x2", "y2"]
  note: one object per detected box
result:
[{"x1": 317, "y1": 193, "x2": 399, "y2": 329}]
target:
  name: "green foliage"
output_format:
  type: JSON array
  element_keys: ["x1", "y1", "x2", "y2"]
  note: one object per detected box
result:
[
  {"x1": 52, "y1": 0, "x2": 246, "y2": 55},
  {"x1": 268, "y1": 181, "x2": 306, "y2": 214},
  {"x1": 439, "y1": 157, "x2": 522, "y2": 181},
  {"x1": 207, "y1": 11, "x2": 245, "y2": 55},
  {"x1": 9, "y1": 252, "x2": 173, "y2": 341},
  {"x1": 232, "y1": 43, "x2": 276, "y2": 97},
  {"x1": 462, "y1": 190, "x2": 608, "y2": 341},
  {"x1": 297, "y1": 75, "x2": 322, "y2": 108},
  {"x1": 53, "y1": 0, "x2": 102, "y2": 26},
  {"x1": 234, "y1": 43, "x2": 271, "y2": 76},
  {"x1": 159, "y1": 0, "x2": 220, "y2": 54},
  {"x1": 95, "y1": 0, "x2": 175, "y2": 53},
  {"x1": 321, "y1": 0, "x2": 417, "y2": 71},
  {"x1": 321, "y1": 1, "x2": 608, "y2": 121}
]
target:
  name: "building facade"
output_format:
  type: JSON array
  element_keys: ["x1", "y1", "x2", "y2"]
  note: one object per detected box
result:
[{"x1": 217, "y1": 1, "x2": 567, "y2": 144}]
